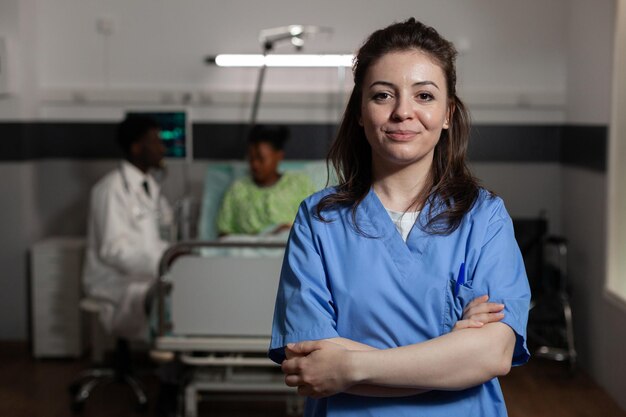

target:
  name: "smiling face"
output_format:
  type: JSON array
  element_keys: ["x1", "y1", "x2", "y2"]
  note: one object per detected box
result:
[{"x1": 359, "y1": 49, "x2": 450, "y2": 173}]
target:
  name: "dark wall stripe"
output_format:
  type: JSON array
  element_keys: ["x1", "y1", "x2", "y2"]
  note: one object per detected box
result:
[
  {"x1": 0, "y1": 123, "x2": 36, "y2": 160},
  {"x1": 192, "y1": 123, "x2": 249, "y2": 160},
  {"x1": 468, "y1": 125, "x2": 562, "y2": 162},
  {"x1": 39, "y1": 123, "x2": 120, "y2": 159},
  {"x1": 0, "y1": 122, "x2": 121, "y2": 160},
  {"x1": 0, "y1": 121, "x2": 607, "y2": 170},
  {"x1": 193, "y1": 123, "x2": 337, "y2": 160},
  {"x1": 561, "y1": 125, "x2": 607, "y2": 171}
]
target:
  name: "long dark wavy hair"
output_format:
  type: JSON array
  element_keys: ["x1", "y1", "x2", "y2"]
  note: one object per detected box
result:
[{"x1": 316, "y1": 18, "x2": 482, "y2": 235}]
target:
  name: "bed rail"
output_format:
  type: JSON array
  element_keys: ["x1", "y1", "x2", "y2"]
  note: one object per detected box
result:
[{"x1": 156, "y1": 240, "x2": 287, "y2": 337}]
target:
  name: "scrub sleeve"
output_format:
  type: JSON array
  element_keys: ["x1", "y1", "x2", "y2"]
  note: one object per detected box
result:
[
  {"x1": 269, "y1": 206, "x2": 339, "y2": 364},
  {"x1": 470, "y1": 201, "x2": 531, "y2": 366}
]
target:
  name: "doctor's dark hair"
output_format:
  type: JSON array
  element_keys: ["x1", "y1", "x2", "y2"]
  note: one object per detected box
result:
[
  {"x1": 247, "y1": 124, "x2": 289, "y2": 151},
  {"x1": 116, "y1": 115, "x2": 160, "y2": 156},
  {"x1": 316, "y1": 18, "x2": 481, "y2": 235}
]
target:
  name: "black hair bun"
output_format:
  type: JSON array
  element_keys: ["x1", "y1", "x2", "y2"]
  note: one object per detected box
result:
[{"x1": 248, "y1": 125, "x2": 290, "y2": 151}]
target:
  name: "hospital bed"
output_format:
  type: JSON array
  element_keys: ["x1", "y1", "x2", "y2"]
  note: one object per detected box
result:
[
  {"x1": 155, "y1": 240, "x2": 299, "y2": 417},
  {"x1": 153, "y1": 160, "x2": 332, "y2": 416}
]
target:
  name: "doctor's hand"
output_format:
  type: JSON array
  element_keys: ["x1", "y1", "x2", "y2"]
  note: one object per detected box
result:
[
  {"x1": 282, "y1": 340, "x2": 354, "y2": 399},
  {"x1": 453, "y1": 295, "x2": 505, "y2": 331}
]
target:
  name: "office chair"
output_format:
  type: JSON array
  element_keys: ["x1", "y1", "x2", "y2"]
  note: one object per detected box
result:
[{"x1": 69, "y1": 298, "x2": 148, "y2": 413}]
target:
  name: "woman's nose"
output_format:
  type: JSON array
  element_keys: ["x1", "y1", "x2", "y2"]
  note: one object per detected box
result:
[{"x1": 391, "y1": 96, "x2": 414, "y2": 121}]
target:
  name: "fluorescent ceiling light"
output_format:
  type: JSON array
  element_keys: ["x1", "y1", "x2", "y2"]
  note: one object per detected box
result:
[{"x1": 213, "y1": 54, "x2": 354, "y2": 67}]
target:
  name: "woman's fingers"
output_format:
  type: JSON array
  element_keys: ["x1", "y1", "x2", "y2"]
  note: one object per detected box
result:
[
  {"x1": 289, "y1": 374, "x2": 319, "y2": 398},
  {"x1": 456, "y1": 295, "x2": 506, "y2": 330},
  {"x1": 452, "y1": 319, "x2": 484, "y2": 331},
  {"x1": 469, "y1": 312, "x2": 505, "y2": 324},
  {"x1": 287, "y1": 340, "x2": 324, "y2": 355},
  {"x1": 453, "y1": 313, "x2": 504, "y2": 332},
  {"x1": 463, "y1": 301, "x2": 505, "y2": 319},
  {"x1": 285, "y1": 373, "x2": 301, "y2": 387},
  {"x1": 464, "y1": 294, "x2": 489, "y2": 311},
  {"x1": 281, "y1": 341, "x2": 350, "y2": 399},
  {"x1": 285, "y1": 345, "x2": 307, "y2": 360},
  {"x1": 281, "y1": 357, "x2": 300, "y2": 374}
]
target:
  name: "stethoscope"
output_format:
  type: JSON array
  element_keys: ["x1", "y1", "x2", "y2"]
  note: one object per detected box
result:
[{"x1": 119, "y1": 162, "x2": 164, "y2": 221}]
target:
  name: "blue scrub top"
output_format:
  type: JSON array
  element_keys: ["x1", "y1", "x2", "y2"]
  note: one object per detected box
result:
[{"x1": 270, "y1": 187, "x2": 531, "y2": 417}]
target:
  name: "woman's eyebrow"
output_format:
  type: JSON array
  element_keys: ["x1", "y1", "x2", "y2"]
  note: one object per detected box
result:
[
  {"x1": 369, "y1": 81, "x2": 396, "y2": 89},
  {"x1": 369, "y1": 80, "x2": 440, "y2": 90},
  {"x1": 414, "y1": 80, "x2": 440, "y2": 90}
]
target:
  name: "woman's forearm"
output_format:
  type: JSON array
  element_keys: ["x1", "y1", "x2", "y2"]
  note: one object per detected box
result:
[
  {"x1": 326, "y1": 337, "x2": 377, "y2": 351},
  {"x1": 320, "y1": 325, "x2": 515, "y2": 397},
  {"x1": 282, "y1": 323, "x2": 515, "y2": 398},
  {"x1": 326, "y1": 338, "x2": 429, "y2": 397},
  {"x1": 348, "y1": 322, "x2": 515, "y2": 391}
]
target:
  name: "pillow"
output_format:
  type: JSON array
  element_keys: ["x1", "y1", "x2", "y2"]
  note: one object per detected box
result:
[{"x1": 197, "y1": 162, "x2": 247, "y2": 240}]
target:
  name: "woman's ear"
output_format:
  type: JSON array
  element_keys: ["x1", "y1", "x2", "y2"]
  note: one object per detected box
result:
[{"x1": 443, "y1": 102, "x2": 455, "y2": 130}]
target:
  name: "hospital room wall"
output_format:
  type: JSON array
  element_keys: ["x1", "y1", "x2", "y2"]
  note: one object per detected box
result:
[
  {"x1": 0, "y1": 0, "x2": 573, "y2": 341},
  {"x1": 562, "y1": 0, "x2": 626, "y2": 410},
  {"x1": 32, "y1": 0, "x2": 568, "y2": 106},
  {"x1": 0, "y1": 0, "x2": 606, "y2": 381},
  {"x1": 0, "y1": 0, "x2": 42, "y2": 340},
  {"x1": 0, "y1": 163, "x2": 39, "y2": 340}
]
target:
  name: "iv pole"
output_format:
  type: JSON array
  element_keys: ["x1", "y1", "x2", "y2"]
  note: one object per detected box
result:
[{"x1": 249, "y1": 41, "x2": 272, "y2": 127}]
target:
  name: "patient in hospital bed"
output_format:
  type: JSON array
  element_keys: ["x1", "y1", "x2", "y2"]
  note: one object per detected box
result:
[{"x1": 216, "y1": 125, "x2": 315, "y2": 237}]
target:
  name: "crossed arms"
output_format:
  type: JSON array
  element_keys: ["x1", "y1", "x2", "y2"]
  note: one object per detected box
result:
[{"x1": 280, "y1": 295, "x2": 516, "y2": 398}]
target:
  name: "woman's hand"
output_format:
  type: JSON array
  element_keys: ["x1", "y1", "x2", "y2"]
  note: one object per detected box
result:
[
  {"x1": 282, "y1": 340, "x2": 355, "y2": 399},
  {"x1": 452, "y1": 295, "x2": 505, "y2": 331}
]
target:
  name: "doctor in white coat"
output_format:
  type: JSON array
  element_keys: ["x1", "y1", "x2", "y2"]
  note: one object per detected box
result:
[{"x1": 83, "y1": 115, "x2": 173, "y2": 340}]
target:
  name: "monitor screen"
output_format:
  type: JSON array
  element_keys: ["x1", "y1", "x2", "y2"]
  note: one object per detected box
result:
[{"x1": 125, "y1": 111, "x2": 189, "y2": 159}]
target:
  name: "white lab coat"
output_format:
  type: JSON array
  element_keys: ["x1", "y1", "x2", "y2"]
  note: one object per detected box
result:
[{"x1": 83, "y1": 161, "x2": 173, "y2": 340}]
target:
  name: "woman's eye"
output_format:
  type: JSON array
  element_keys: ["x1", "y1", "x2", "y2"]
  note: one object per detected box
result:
[
  {"x1": 418, "y1": 92, "x2": 434, "y2": 101},
  {"x1": 373, "y1": 92, "x2": 391, "y2": 101}
]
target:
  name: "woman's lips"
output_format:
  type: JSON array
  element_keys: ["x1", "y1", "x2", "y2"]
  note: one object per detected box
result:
[{"x1": 385, "y1": 130, "x2": 418, "y2": 141}]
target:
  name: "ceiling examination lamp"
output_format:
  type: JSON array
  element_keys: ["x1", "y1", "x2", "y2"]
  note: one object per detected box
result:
[
  {"x1": 209, "y1": 54, "x2": 354, "y2": 68},
  {"x1": 205, "y1": 24, "x2": 347, "y2": 125},
  {"x1": 253, "y1": 24, "x2": 330, "y2": 125},
  {"x1": 259, "y1": 25, "x2": 330, "y2": 51}
]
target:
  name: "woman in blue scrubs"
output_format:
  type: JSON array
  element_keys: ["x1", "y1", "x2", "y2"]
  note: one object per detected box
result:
[{"x1": 270, "y1": 18, "x2": 530, "y2": 416}]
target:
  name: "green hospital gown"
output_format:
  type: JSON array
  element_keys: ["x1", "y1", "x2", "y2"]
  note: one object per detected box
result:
[{"x1": 217, "y1": 172, "x2": 316, "y2": 235}]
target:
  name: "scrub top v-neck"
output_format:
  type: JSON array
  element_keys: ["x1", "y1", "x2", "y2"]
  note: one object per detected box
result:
[
  {"x1": 270, "y1": 187, "x2": 530, "y2": 417},
  {"x1": 385, "y1": 207, "x2": 420, "y2": 242}
]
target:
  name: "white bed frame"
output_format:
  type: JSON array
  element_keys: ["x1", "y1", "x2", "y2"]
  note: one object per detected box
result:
[{"x1": 154, "y1": 241, "x2": 302, "y2": 417}]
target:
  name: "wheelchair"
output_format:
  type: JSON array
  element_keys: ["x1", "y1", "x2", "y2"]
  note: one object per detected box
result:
[{"x1": 513, "y1": 218, "x2": 577, "y2": 374}]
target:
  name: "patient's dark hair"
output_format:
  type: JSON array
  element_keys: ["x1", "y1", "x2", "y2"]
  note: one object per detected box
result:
[
  {"x1": 248, "y1": 125, "x2": 289, "y2": 151},
  {"x1": 117, "y1": 115, "x2": 159, "y2": 156},
  {"x1": 317, "y1": 18, "x2": 481, "y2": 235}
]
